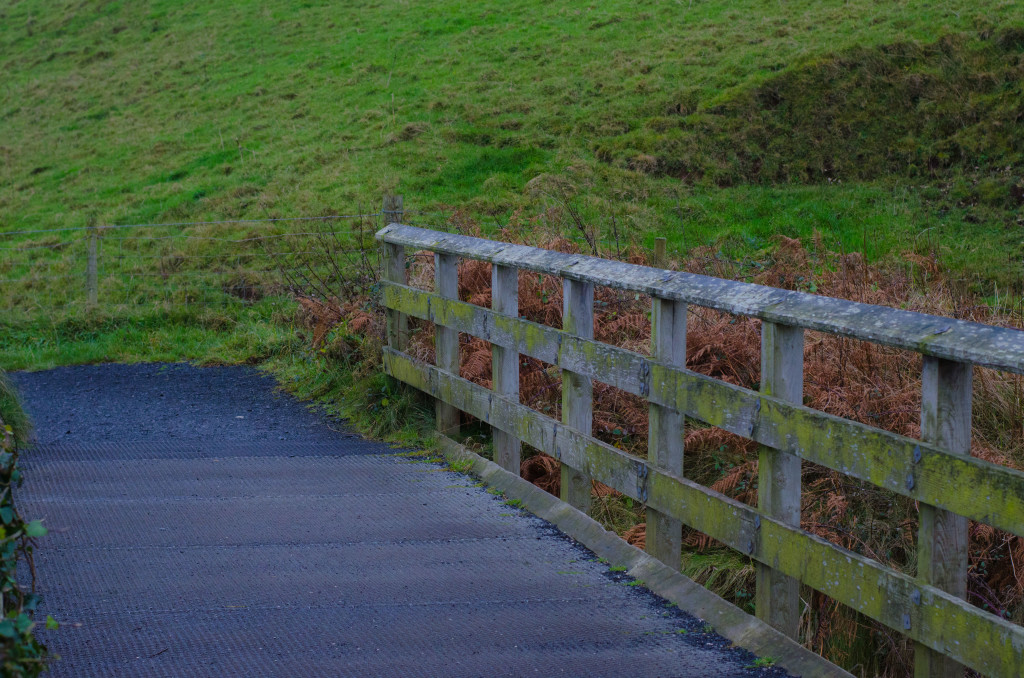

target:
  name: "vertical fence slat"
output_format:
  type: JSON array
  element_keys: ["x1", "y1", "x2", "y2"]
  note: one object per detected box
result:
[
  {"x1": 561, "y1": 278, "x2": 594, "y2": 514},
  {"x1": 915, "y1": 357, "x2": 972, "y2": 678},
  {"x1": 492, "y1": 264, "x2": 521, "y2": 472},
  {"x1": 382, "y1": 242, "x2": 408, "y2": 351},
  {"x1": 646, "y1": 296, "x2": 686, "y2": 567},
  {"x1": 435, "y1": 252, "x2": 460, "y2": 436},
  {"x1": 755, "y1": 322, "x2": 804, "y2": 638}
]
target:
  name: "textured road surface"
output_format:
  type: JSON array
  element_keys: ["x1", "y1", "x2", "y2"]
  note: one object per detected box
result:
[{"x1": 13, "y1": 364, "x2": 785, "y2": 677}]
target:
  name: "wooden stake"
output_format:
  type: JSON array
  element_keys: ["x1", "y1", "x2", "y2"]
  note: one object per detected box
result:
[
  {"x1": 561, "y1": 278, "x2": 594, "y2": 514},
  {"x1": 435, "y1": 252, "x2": 459, "y2": 436},
  {"x1": 87, "y1": 228, "x2": 98, "y2": 307},
  {"x1": 646, "y1": 296, "x2": 686, "y2": 567},
  {"x1": 915, "y1": 357, "x2": 971, "y2": 678},
  {"x1": 492, "y1": 264, "x2": 520, "y2": 472},
  {"x1": 755, "y1": 322, "x2": 803, "y2": 638},
  {"x1": 654, "y1": 237, "x2": 667, "y2": 268}
]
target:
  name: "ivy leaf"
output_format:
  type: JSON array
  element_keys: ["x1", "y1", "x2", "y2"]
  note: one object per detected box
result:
[
  {"x1": 0, "y1": 620, "x2": 14, "y2": 638},
  {"x1": 14, "y1": 614, "x2": 33, "y2": 634},
  {"x1": 46, "y1": 615, "x2": 58, "y2": 630},
  {"x1": 0, "y1": 507, "x2": 12, "y2": 525},
  {"x1": 24, "y1": 520, "x2": 47, "y2": 538}
]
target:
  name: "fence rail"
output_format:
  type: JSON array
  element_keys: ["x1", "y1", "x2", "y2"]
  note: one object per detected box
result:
[{"x1": 377, "y1": 223, "x2": 1024, "y2": 678}]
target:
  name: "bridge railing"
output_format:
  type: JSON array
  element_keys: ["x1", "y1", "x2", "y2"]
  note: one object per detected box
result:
[{"x1": 376, "y1": 223, "x2": 1024, "y2": 678}]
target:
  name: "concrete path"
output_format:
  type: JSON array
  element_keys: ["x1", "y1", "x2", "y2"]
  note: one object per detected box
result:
[{"x1": 13, "y1": 364, "x2": 783, "y2": 677}]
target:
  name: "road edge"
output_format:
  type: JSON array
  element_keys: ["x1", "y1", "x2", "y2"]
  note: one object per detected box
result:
[{"x1": 437, "y1": 434, "x2": 852, "y2": 678}]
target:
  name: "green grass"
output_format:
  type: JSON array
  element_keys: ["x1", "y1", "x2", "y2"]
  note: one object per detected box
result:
[
  {"x1": 0, "y1": 7, "x2": 1020, "y2": 674},
  {"x1": 744, "y1": 657, "x2": 777, "y2": 669},
  {"x1": 0, "y1": 302, "x2": 301, "y2": 371},
  {"x1": 0, "y1": 370, "x2": 31, "y2": 447},
  {"x1": 1, "y1": 0, "x2": 1023, "y2": 328}
]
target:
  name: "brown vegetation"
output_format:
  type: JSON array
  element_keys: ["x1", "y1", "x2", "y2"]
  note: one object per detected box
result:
[{"x1": 301, "y1": 219, "x2": 1022, "y2": 676}]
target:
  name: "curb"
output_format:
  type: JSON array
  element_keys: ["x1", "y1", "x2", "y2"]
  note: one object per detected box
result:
[{"x1": 437, "y1": 435, "x2": 852, "y2": 678}]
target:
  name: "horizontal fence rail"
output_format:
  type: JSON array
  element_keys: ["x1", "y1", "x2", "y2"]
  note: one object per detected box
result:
[
  {"x1": 379, "y1": 225, "x2": 1024, "y2": 375},
  {"x1": 377, "y1": 223, "x2": 1024, "y2": 678}
]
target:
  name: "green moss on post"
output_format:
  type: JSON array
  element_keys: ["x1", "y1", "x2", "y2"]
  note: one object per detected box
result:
[{"x1": 561, "y1": 278, "x2": 594, "y2": 515}]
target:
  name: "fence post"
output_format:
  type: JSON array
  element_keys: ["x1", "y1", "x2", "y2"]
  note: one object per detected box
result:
[
  {"x1": 561, "y1": 277, "x2": 594, "y2": 514},
  {"x1": 87, "y1": 227, "x2": 99, "y2": 307},
  {"x1": 653, "y1": 237, "x2": 667, "y2": 269},
  {"x1": 435, "y1": 252, "x2": 460, "y2": 436},
  {"x1": 381, "y1": 195, "x2": 408, "y2": 351},
  {"x1": 646, "y1": 296, "x2": 686, "y2": 567},
  {"x1": 382, "y1": 194, "x2": 404, "y2": 226},
  {"x1": 382, "y1": 242, "x2": 408, "y2": 351},
  {"x1": 915, "y1": 357, "x2": 971, "y2": 678},
  {"x1": 755, "y1": 322, "x2": 803, "y2": 638},
  {"x1": 492, "y1": 264, "x2": 521, "y2": 472}
]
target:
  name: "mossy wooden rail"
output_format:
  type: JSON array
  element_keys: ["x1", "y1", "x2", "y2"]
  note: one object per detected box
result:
[{"x1": 377, "y1": 223, "x2": 1024, "y2": 678}]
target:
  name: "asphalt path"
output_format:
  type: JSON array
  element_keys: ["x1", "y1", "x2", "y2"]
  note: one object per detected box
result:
[{"x1": 13, "y1": 363, "x2": 788, "y2": 677}]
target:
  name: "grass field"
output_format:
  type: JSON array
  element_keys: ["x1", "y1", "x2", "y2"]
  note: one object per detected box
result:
[
  {"x1": 2, "y1": 3, "x2": 1024, "y2": 674},
  {"x1": 2, "y1": 1, "x2": 1023, "y2": 290}
]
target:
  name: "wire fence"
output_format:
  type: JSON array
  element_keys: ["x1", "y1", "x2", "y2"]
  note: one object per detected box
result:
[
  {"x1": 0, "y1": 211, "x2": 394, "y2": 320},
  {"x1": 0, "y1": 196, "x2": 673, "y2": 323}
]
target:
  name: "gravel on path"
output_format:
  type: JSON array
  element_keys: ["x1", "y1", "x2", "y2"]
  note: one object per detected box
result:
[{"x1": 14, "y1": 363, "x2": 790, "y2": 678}]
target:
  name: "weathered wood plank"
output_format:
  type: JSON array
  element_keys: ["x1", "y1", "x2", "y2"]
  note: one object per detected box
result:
[
  {"x1": 382, "y1": 194, "x2": 403, "y2": 226},
  {"x1": 915, "y1": 358, "x2": 972, "y2": 678},
  {"x1": 756, "y1": 322, "x2": 803, "y2": 638},
  {"x1": 383, "y1": 282, "x2": 1024, "y2": 537},
  {"x1": 381, "y1": 243, "x2": 408, "y2": 350},
  {"x1": 381, "y1": 348, "x2": 1024, "y2": 678},
  {"x1": 434, "y1": 252, "x2": 460, "y2": 436},
  {"x1": 492, "y1": 264, "x2": 521, "y2": 473},
  {"x1": 377, "y1": 224, "x2": 1024, "y2": 375},
  {"x1": 646, "y1": 297, "x2": 685, "y2": 568},
  {"x1": 653, "y1": 237, "x2": 667, "y2": 268},
  {"x1": 562, "y1": 278, "x2": 594, "y2": 514}
]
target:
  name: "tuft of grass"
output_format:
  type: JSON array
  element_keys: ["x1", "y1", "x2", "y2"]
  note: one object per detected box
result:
[
  {"x1": 447, "y1": 458, "x2": 474, "y2": 474},
  {"x1": 0, "y1": 370, "x2": 31, "y2": 447}
]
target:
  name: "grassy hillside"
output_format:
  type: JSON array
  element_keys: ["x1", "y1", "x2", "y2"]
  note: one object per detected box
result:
[
  {"x1": 2, "y1": 0, "x2": 1023, "y2": 294},
  {"x1": 3, "y1": 4, "x2": 1024, "y2": 675}
]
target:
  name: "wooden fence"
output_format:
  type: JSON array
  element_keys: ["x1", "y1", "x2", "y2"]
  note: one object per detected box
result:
[{"x1": 377, "y1": 223, "x2": 1024, "y2": 678}]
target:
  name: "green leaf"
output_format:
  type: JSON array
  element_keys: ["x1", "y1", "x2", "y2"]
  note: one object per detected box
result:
[
  {"x1": 46, "y1": 615, "x2": 58, "y2": 630},
  {"x1": 24, "y1": 520, "x2": 47, "y2": 538},
  {"x1": 15, "y1": 613, "x2": 33, "y2": 634},
  {"x1": 0, "y1": 507, "x2": 12, "y2": 525},
  {"x1": 0, "y1": 620, "x2": 15, "y2": 638}
]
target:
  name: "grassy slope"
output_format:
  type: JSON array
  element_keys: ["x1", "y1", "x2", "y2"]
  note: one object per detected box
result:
[
  {"x1": 2, "y1": 5, "x2": 1023, "y2": 671},
  {"x1": 1, "y1": 0, "x2": 1022, "y2": 372},
  {"x1": 2, "y1": 1, "x2": 1022, "y2": 269}
]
